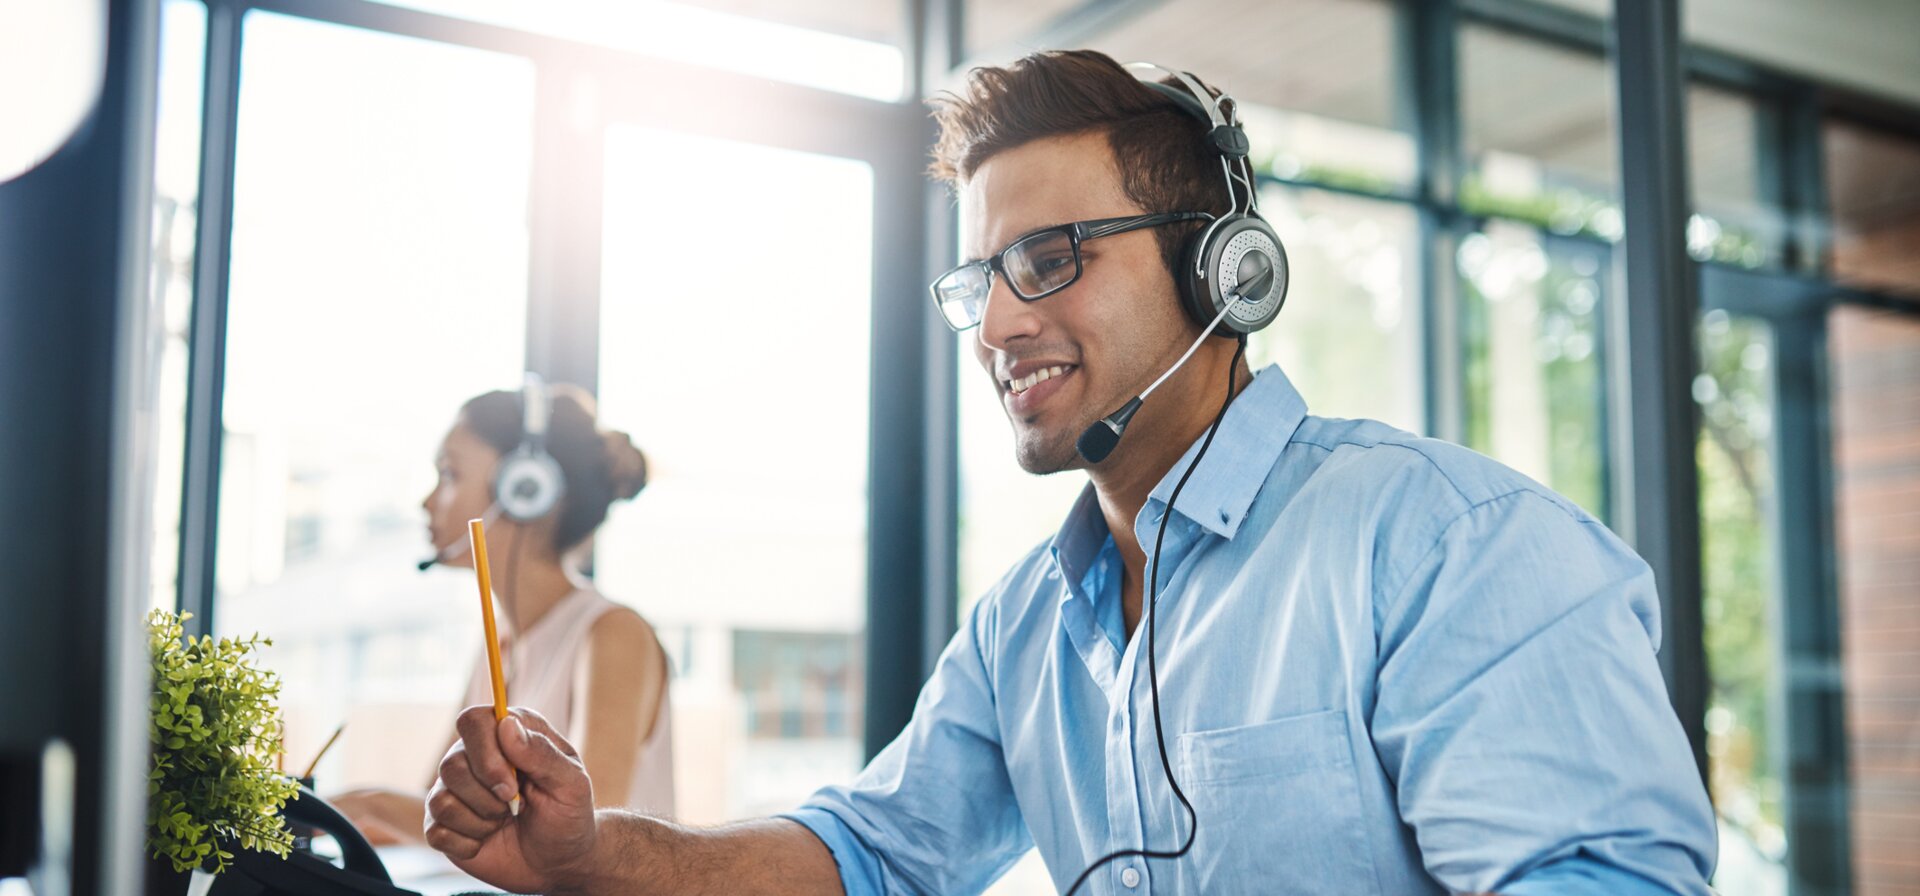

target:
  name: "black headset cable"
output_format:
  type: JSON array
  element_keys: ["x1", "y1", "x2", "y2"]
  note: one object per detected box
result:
[{"x1": 1063, "y1": 335, "x2": 1246, "y2": 896}]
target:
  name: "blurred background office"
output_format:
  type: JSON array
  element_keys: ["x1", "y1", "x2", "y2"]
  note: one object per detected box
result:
[{"x1": 3, "y1": 0, "x2": 1917, "y2": 894}]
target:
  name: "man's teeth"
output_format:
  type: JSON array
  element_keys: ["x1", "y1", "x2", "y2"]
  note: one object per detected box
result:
[{"x1": 1009, "y1": 365, "x2": 1070, "y2": 395}]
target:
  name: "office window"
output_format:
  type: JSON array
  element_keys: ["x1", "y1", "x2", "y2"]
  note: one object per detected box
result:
[
  {"x1": 1689, "y1": 84, "x2": 1786, "y2": 269},
  {"x1": 733, "y1": 631, "x2": 859, "y2": 740},
  {"x1": 1249, "y1": 185, "x2": 1422, "y2": 433},
  {"x1": 1458, "y1": 221, "x2": 1610, "y2": 519},
  {"x1": 595, "y1": 127, "x2": 872, "y2": 824},
  {"x1": 965, "y1": 0, "x2": 1087, "y2": 59},
  {"x1": 212, "y1": 12, "x2": 535, "y2": 790},
  {"x1": 1830, "y1": 304, "x2": 1920, "y2": 895},
  {"x1": 1460, "y1": 24, "x2": 1620, "y2": 239},
  {"x1": 1082, "y1": 0, "x2": 1415, "y2": 194},
  {"x1": 150, "y1": 0, "x2": 206, "y2": 612},
  {"x1": 1825, "y1": 120, "x2": 1920, "y2": 297},
  {"x1": 1695, "y1": 310, "x2": 1786, "y2": 893},
  {"x1": 371, "y1": 0, "x2": 904, "y2": 101}
]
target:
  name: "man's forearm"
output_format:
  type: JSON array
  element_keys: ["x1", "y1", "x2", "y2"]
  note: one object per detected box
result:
[{"x1": 560, "y1": 812, "x2": 845, "y2": 896}]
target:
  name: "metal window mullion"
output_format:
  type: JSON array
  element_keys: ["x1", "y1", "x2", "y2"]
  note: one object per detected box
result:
[
  {"x1": 176, "y1": 0, "x2": 247, "y2": 638},
  {"x1": 915, "y1": 0, "x2": 964, "y2": 676},
  {"x1": 1782, "y1": 87, "x2": 1829, "y2": 278},
  {"x1": 1609, "y1": 0, "x2": 1708, "y2": 779},
  {"x1": 1400, "y1": 0, "x2": 1466, "y2": 443},
  {"x1": 865, "y1": 119, "x2": 938, "y2": 759},
  {"x1": 1772, "y1": 307, "x2": 1852, "y2": 896}
]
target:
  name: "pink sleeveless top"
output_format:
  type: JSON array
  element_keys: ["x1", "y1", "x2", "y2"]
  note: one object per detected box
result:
[{"x1": 464, "y1": 588, "x2": 675, "y2": 815}]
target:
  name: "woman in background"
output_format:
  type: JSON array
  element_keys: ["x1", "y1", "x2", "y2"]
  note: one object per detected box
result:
[{"x1": 333, "y1": 383, "x2": 674, "y2": 843}]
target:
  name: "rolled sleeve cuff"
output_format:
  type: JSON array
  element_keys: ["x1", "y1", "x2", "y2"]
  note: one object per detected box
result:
[
  {"x1": 1500, "y1": 856, "x2": 1682, "y2": 896},
  {"x1": 777, "y1": 806, "x2": 885, "y2": 896}
]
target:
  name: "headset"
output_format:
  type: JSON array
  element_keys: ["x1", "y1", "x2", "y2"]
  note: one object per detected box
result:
[
  {"x1": 492, "y1": 371, "x2": 567, "y2": 523},
  {"x1": 1075, "y1": 63, "x2": 1289, "y2": 466},
  {"x1": 1064, "y1": 63, "x2": 1283, "y2": 895},
  {"x1": 1130, "y1": 62, "x2": 1289, "y2": 338},
  {"x1": 417, "y1": 372, "x2": 566, "y2": 571}
]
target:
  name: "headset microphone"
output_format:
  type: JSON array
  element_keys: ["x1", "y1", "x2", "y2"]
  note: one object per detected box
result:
[
  {"x1": 1074, "y1": 259, "x2": 1273, "y2": 465},
  {"x1": 417, "y1": 503, "x2": 502, "y2": 571}
]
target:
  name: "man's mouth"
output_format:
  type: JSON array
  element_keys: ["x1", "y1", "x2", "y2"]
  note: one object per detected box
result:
[{"x1": 1004, "y1": 364, "x2": 1076, "y2": 395}]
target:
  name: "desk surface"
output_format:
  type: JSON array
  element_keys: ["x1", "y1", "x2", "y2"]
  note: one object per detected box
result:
[{"x1": 376, "y1": 845, "x2": 500, "y2": 896}]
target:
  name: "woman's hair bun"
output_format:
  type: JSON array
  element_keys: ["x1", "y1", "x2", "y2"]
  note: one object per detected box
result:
[{"x1": 603, "y1": 430, "x2": 649, "y2": 501}]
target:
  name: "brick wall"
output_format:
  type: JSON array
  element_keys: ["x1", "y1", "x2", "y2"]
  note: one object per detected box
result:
[{"x1": 1830, "y1": 304, "x2": 1920, "y2": 896}]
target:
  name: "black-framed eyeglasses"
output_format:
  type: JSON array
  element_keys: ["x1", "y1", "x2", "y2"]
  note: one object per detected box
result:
[{"x1": 929, "y1": 212, "x2": 1212, "y2": 331}]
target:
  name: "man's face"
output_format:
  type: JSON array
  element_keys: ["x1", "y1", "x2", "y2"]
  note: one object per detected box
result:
[{"x1": 962, "y1": 132, "x2": 1195, "y2": 474}]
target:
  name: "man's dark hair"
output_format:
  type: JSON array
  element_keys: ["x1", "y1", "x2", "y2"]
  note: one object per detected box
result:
[{"x1": 927, "y1": 49, "x2": 1247, "y2": 279}]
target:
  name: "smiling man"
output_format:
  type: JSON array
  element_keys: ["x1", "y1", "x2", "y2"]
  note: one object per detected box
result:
[{"x1": 422, "y1": 50, "x2": 1717, "y2": 895}]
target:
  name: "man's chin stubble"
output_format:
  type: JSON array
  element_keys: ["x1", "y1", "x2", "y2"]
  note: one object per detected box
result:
[{"x1": 1013, "y1": 434, "x2": 1086, "y2": 476}]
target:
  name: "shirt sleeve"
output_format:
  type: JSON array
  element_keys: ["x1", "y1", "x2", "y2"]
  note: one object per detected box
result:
[
  {"x1": 1369, "y1": 489, "x2": 1718, "y2": 895},
  {"x1": 777, "y1": 592, "x2": 1032, "y2": 895}
]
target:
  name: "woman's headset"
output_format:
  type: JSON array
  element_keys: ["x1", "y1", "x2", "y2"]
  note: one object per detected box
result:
[
  {"x1": 417, "y1": 373, "x2": 565, "y2": 571},
  {"x1": 493, "y1": 371, "x2": 566, "y2": 522},
  {"x1": 1127, "y1": 61, "x2": 1290, "y2": 336}
]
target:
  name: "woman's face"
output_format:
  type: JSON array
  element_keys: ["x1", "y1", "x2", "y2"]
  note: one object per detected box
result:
[{"x1": 422, "y1": 422, "x2": 499, "y2": 569}]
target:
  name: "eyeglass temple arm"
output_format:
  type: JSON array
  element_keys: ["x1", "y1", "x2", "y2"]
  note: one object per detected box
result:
[{"x1": 1079, "y1": 212, "x2": 1214, "y2": 240}]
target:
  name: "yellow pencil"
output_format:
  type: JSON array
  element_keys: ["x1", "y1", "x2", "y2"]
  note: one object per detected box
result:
[{"x1": 469, "y1": 518, "x2": 520, "y2": 816}]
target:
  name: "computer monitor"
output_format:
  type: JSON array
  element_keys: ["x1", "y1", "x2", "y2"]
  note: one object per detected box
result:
[{"x1": 0, "y1": 2, "x2": 161, "y2": 893}]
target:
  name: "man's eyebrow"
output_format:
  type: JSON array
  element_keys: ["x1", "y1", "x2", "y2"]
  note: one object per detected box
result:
[{"x1": 961, "y1": 221, "x2": 1068, "y2": 267}]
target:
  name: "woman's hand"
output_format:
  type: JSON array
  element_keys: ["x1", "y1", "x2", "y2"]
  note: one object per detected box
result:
[{"x1": 329, "y1": 787, "x2": 427, "y2": 846}]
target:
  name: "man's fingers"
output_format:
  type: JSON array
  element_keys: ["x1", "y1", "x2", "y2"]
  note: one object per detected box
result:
[
  {"x1": 507, "y1": 708, "x2": 580, "y2": 760},
  {"x1": 422, "y1": 821, "x2": 483, "y2": 861},
  {"x1": 425, "y1": 780, "x2": 506, "y2": 841},
  {"x1": 498, "y1": 715, "x2": 590, "y2": 803},
  {"x1": 452, "y1": 705, "x2": 521, "y2": 802},
  {"x1": 437, "y1": 748, "x2": 511, "y2": 821}
]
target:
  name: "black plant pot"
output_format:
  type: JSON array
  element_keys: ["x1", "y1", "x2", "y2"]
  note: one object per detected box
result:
[{"x1": 144, "y1": 854, "x2": 197, "y2": 896}]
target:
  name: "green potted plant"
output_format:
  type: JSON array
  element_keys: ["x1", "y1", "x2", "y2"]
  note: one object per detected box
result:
[{"x1": 145, "y1": 610, "x2": 300, "y2": 896}]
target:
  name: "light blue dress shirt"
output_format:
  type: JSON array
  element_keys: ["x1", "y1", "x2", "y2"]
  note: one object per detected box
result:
[{"x1": 783, "y1": 364, "x2": 1717, "y2": 895}]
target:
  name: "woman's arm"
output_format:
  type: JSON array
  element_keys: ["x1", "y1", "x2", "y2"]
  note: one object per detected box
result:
[
  {"x1": 331, "y1": 786, "x2": 428, "y2": 845},
  {"x1": 571, "y1": 608, "x2": 668, "y2": 809},
  {"x1": 328, "y1": 710, "x2": 463, "y2": 844}
]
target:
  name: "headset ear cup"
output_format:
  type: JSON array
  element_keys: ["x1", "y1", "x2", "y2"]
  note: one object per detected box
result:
[
  {"x1": 1193, "y1": 215, "x2": 1288, "y2": 335},
  {"x1": 494, "y1": 449, "x2": 566, "y2": 522},
  {"x1": 1178, "y1": 227, "x2": 1218, "y2": 331}
]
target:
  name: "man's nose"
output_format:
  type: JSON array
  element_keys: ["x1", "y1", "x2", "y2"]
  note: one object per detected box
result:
[{"x1": 976, "y1": 274, "x2": 1042, "y2": 353}]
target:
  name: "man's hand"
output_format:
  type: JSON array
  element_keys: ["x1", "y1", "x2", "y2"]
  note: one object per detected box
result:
[{"x1": 425, "y1": 705, "x2": 600, "y2": 895}]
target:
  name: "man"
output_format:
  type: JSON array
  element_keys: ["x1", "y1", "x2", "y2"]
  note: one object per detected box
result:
[{"x1": 423, "y1": 50, "x2": 1717, "y2": 895}]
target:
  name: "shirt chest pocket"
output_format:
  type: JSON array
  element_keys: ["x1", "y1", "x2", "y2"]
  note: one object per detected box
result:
[{"x1": 1175, "y1": 709, "x2": 1376, "y2": 895}]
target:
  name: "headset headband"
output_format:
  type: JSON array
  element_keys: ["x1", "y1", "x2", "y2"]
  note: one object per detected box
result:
[
  {"x1": 521, "y1": 371, "x2": 548, "y2": 448},
  {"x1": 1126, "y1": 62, "x2": 1259, "y2": 222},
  {"x1": 1125, "y1": 62, "x2": 1229, "y2": 130}
]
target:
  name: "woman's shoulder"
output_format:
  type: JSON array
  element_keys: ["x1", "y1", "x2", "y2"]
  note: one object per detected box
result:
[{"x1": 579, "y1": 597, "x2": 663, "y2": 664}]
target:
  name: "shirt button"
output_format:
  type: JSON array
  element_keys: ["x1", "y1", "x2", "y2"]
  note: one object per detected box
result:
[{"x1": 1121, "y1": 867, "x2": 1141, "y2": 888}]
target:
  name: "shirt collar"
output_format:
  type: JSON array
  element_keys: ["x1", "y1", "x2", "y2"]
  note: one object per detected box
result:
[
  {"x1": 1145, "y1": 363, "x2": 1306, "y2": 540},
  {"x1": 1048, "y1": 363, "x2": 1307, "y2": 581}
]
